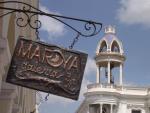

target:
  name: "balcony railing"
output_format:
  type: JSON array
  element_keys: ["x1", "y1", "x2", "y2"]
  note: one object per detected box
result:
[
  {"x1": 87, "y1": 83, "x2": 150, "y2": 95},
  {"x1": 87, "y1": 83, "x2": 119, "y2": 89}
]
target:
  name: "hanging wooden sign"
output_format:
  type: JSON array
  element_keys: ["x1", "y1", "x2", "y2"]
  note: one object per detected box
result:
[{"x1": 6, "y1": 38, "x2": 88, "y2": 100}]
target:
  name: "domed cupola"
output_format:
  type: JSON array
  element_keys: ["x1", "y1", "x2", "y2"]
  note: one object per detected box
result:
[
  {"x1": 95, "y1": 25, "x2": 125, "y2": 85},
  {"x1": 96, "y1": 25, "x2": 124, "y2": 54}
]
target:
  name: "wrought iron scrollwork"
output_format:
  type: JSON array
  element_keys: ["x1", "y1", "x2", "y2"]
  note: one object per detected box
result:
[
  {"x1": 0, "y1": 1, "x2": 43, "y2": 39},
  {"x1": 0, "y1": 1, "x2": 102, "y2": 48}
]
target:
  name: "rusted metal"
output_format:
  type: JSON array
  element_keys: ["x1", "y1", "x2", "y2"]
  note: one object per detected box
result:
[{"x1": 6, "y1": 38, "x2": 88, "y2": 100}]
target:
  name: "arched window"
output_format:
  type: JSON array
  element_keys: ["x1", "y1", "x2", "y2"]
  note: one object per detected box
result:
[
  {"x1": 111, "y1": 41, "x2": 120, "y2": 52},
  {"x1": 132, "y1": 109, "x2": 141, "y2": 113},
  {"x1": 102, "y1": 104, "x2": 109, "y2": 113},
  {"x1": 99, "y1": 41, "x2": 107, "y2": 52},
  {"x1": 102, "y1": 107, "x2": 107, "y2": 113}
]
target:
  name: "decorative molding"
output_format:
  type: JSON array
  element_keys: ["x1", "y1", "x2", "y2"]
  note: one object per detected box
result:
[
  {"x1": 127, "y1": 103, "x2": 145, "y2": 109},
  {"x1": 0, "y1": 82, "x2": 17, "y2": 100},
  {"x1": 12, "y1": 103, "x2": 21, "y2": 113},
  {"x1": 95, "y1": 52, "x2": 126, "y2": 65},
  {"x1": 0, "y1": 37, "x2": 7, "y2": 52}
]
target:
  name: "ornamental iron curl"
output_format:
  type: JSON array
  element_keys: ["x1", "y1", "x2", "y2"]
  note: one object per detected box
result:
[{"x1": 0, "y1": 1, "x2": 102, "y2": 48}]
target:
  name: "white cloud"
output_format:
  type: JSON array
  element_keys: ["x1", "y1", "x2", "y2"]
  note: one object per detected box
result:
[
  {"x1": 36, "y1": 57, "x2": 96, "y2": 105},
  {"x1": 78, "y1": 76, "x2": 92, "y2": 101},
  {"x1": 39, "y1": 4, "x2": 65, "y2": 39},
  {"x1": 84, "y1": 57, "x2": 97, "y2": 76},
  {"x1": 117, "y1": 0, "x2": 150, "y2": 26}
]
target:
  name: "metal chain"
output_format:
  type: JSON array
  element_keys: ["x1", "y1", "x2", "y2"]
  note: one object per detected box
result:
[
  {"x1": 69, "y1": 33, "x2": 80, "y2": 49},
  {"x1": 31, "y1": 91, "x2": 49, "y2": 113},
  {"x1": 36, "y1": 92, "x2": 50, "y2": 104},
  {"x1": 35, "y1": 29, "x2": 40, "y2": 40},
  {"x1": 45, "y1": 93, "x2": 50, "y2": 101}
]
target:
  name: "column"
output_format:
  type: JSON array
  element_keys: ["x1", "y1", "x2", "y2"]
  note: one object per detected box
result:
[
  {"x1": 100, "y1": 104, "x2": 103, "y2": 113},
  {"x1": 0, "y1": 83, "x2": 16, "y2": 113},
  {"x1": 108, "y1": 62, "x2": 110, "y2": 84},
  {"x1": 96, "y1": 66, "x2": 100, "y2": 83},
  {"x1": 110, "y1": 104, "x2": 113, "y2": 113},
  {"x1": 119, "y1": 64, "x2": 123, "y2": 85}
]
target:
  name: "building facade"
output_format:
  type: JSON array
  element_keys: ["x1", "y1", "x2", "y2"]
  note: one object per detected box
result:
[
  {"x1": 76, "y1": 26, "x2": 150, "y2": 113},
  {"x1": 0, "y1": 0, "x2": 38, "y2": 113}
]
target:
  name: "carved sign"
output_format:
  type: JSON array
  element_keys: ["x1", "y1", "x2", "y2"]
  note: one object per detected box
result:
[{"x1": 6, "y1": 38, "x2": 88, "y2": 100}]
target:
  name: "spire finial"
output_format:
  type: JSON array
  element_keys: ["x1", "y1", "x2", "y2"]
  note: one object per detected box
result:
[{"x1": 104, "y1": 25, "x2": 116, "y2": 34}]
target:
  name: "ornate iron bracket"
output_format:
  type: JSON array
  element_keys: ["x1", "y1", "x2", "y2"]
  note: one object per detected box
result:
[{"x1": 0, "y1": 1, "x2": 102, "y2": 49}]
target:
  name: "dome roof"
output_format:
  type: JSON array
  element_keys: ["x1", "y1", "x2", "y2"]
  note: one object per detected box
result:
[{"x1": 96, "y1": 25, "x2": 124, "y2": 54}]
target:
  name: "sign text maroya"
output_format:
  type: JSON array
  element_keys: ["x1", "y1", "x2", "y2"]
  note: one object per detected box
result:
[{"x1": 6, "y1": 38, "x2": 88, "y2": 100}]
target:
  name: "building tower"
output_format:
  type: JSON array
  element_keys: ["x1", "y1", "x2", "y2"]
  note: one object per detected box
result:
[
  {"x1": 76, "y1": 25, "x2": 150, "y2": 113},
  {"x1": 95, "y1": 25, "x2": 125, "y2": 85}
]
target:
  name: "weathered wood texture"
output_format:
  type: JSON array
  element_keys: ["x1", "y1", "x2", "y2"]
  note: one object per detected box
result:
[{"x1": 6, "y1": 38, "x2": 88, "y2": 100}]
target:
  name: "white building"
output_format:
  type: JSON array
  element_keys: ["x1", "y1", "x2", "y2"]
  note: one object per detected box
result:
[
  {"x1": 0, "y1": 0, "x2": 38, "y2": 113},
  {"x1": 76, "y1": 25, "x2": 150, "y2": 113}
]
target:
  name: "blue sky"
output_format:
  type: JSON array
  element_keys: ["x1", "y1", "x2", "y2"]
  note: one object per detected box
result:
[{"x1": 37, "y1": 0, "x2": 150, "y2": 113}]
